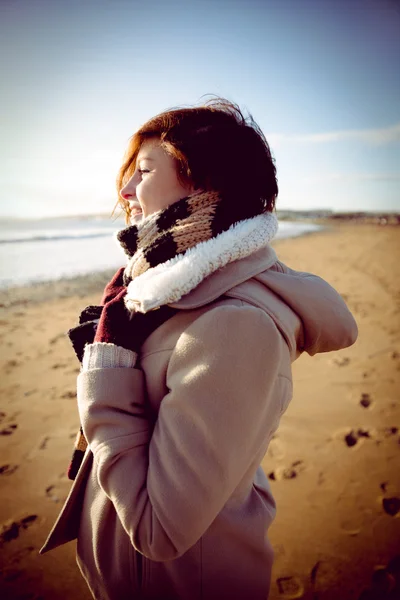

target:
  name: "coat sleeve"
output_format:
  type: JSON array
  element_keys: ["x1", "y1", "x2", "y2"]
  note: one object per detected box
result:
[{"x1": 77, "y1": 304, "x2": 285, "y2": 561}]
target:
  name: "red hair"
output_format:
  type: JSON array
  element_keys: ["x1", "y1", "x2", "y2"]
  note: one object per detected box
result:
[{"x1": 116, "y1": 98, "x2": 278, "y2": 224}]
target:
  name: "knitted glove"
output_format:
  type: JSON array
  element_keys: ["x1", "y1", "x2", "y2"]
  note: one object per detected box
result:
[
  {"x1": 67, "y1": 306, "x2": 102, "y2": 363},
  {"x1": 93, "y1": 266, "x2": 178, "y2": 353},
  {"x1": 93, "y1": 289, "x2": 138, "y2": 351},
  {"x1": 76, "y1": 265, "x2": 140, "y2": 370},
  {"x1": 92, "y1": 290, "x2": 179, "y2": 356},
  {"x1": 67, "y1": 267, "x2": 126, "y2": 362}
]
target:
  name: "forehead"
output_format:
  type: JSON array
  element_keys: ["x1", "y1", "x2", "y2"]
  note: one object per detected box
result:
[{"x1": 137, "y1": 138, "x2": 162, "y2": 161}]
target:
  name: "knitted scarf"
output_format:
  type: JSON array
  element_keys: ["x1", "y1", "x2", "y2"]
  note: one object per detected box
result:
[
  {"x1": 67, "y1": 190, "x2": 278, "y2": 479},
  {"x1": 117, "y1": 189, "x2": 222, "y2": 284}
]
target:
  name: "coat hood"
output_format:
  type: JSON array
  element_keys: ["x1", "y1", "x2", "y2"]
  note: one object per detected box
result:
[{"x1": 168, "y1": 246, "x2": 358, "y2": 359}]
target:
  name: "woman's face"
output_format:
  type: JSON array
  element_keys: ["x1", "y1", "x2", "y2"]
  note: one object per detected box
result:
[{"x1": 120, "y1": 139, "x2": 193, "y2": 224}]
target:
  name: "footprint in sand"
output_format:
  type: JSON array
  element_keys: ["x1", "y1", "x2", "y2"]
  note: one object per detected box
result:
[
  {"x1": 0, "y1": 515, "x2": 38, "y2": 545},
  {"x1": 9, "y1": 545, "x2": 36, "y2": 564},
  {"x1": 60, "y1": 390, "x2": 76, "y2": 399},
  {"x1": 276, "y1": 575, "x2": 304, "y2": 598},
  {"x1": 0, "y1": 423, "x2": 18, "y2": 436},
  {"x1": 0, "y1": 464, "x2": 19, "y2": 476},
  {"x1": 360, "y1": 393, "x2": 373, "y2": 408},
  {"x1": 45, "y1": 485, "x2": 61, "y2": 503},
  {"x1": 267, "y1": 435, "x2": 285, "y2": 460},
  {"x1": 362, "y1": 369, "x2": 376, "y2": 379},
  {"x1": 49, "y1": 332, "x2": 65, "y2": 345},
  {"x1": 0, "y1": 411, "x2": 20, "y2": 436},
  {"x1": 45, "y1": 479, "x2": 70, "y2": 503},
  {"x1": 3, "y1": 567, "x2": 24, "y2": 583},
  {"x1": 2, "y1": 545, "x2": 36, "y2": 583},
  {"x1": 39, "y1": 436, "x2": 50, "y2": 450},
  {"x1": 382, "y1": 426, "x2": 399, "y2": 438},
  {"x1": 331, "y1": 356, "x2": 350, "y2": 367},
  {"x1": 382, "y1": 497, "x2": 400, "y2": 517},
  {"x1": 358, "y1": 555, "x2": 400, "y2": 599},
  {"x1": 25, "y1": 435, "x2": 51, "y2": 460},
  {"x1": 5, "y1": 359, "x2": 20, "y2": 370},
  {"x1": 269, "y1": 460, "x2": 306, "y2": 482},
  {"x1": 344, "y1": 428, "x2": 372, "y2": 447}
]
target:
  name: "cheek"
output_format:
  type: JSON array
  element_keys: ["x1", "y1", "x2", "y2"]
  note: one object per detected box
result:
[
  {"x1": 136, "y1": 171, "x2": 189, "y2": 211},
  {"x1": 163, "y1": 173, "x2": 191, "y2": 202},
  {"x1": 147, "y1": 179, "x2": 163, "y2": 199},
  {"x1": 136, "y1": 178, "x2": 152, "y2": 199},
  {"x1": 136, "y1": 178, "x2": 166, "y2": 211}
]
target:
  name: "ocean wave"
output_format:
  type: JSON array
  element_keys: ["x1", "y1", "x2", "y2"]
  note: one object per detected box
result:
[{"x1": 0, "y1": 230, "x2": 115, "y2": 244}]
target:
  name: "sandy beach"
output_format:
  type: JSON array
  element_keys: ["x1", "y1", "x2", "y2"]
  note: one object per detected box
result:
[{"x1": 0, "y1": 222, "x2": 399, "y2": 600}]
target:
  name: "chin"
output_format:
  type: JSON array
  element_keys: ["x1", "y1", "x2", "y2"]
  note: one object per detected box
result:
[{"x1": 129, "y1": 213, "x2": 144, "y2": 226}]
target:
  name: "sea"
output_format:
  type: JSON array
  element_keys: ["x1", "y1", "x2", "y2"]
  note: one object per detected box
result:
[{"x1": 0, "y1": 216, "x2": 325, "y2": 288}]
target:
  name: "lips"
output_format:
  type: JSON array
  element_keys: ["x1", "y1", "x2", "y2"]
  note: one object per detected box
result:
[
  {"x1": 129, "y1": 201, "x2": 142, "y2": 215},
  {"x1": 128, "y1": 201, "x2": 143, "y2": 225}
]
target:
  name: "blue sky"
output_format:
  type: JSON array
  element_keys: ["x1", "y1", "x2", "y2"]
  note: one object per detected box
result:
[{"x1": 1, "y1": 0, "x2": 399, "y2": 218}]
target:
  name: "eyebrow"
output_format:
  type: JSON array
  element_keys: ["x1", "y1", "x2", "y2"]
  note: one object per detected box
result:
[{"x1": 137, "y1": 156, "x2": 155, "y2": 162}]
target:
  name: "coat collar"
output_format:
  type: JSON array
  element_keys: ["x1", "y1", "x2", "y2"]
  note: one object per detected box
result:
[
  {"x1": 169, "y1": 245, "x2": 278, "y2": 310},
  {"x1": 124, "y1": 212, "x2": 278, "y2": 313}
]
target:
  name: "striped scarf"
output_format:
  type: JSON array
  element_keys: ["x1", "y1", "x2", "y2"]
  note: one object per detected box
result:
[{"x1": 117, "y1": 190, "x2": 222, "y2": 284}]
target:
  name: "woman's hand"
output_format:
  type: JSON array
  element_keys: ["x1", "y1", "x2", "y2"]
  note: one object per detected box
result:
[
  {"x1": 94, "y1": 291, "x2": 178, "y2": 355},
  {"x1": 67, "y1": 267, "x2": 128, "y2": 363},
  {"x1": 93, "y1": 266, "x2": 143, "y2": 353},
  {"x1": 91, "y1": 266, "x2": 179, "y2": 357}
]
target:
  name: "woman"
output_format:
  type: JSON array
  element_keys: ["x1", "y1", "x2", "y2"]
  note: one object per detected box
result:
[{"x1": 40, "y1": 99, "x2": 358, "y2": 600}]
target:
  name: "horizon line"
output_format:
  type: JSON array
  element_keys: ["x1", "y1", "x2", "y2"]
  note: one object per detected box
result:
[{"x1": 1, "y1": 207, "x2": 400, "y2": 221}]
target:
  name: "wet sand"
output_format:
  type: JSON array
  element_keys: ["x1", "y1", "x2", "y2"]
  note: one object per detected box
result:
[{"x1": 0, "y1": 222, "x2": 399, "y2": 599}]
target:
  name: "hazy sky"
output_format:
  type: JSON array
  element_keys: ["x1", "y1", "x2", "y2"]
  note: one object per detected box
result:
[{"x1": 1, "y1": 0, "x2": 399, "y2": 218}]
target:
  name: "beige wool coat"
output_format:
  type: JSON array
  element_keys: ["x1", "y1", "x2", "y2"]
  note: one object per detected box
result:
[{"x1": 40, "y1": 239, "x2": 358, "y2": 600}]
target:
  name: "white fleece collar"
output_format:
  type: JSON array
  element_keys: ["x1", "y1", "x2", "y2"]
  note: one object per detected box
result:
[{"x1": 124, "y1": 212, "x2": 278, "y2": 314}]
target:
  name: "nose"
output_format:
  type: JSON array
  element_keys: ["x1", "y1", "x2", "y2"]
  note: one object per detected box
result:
[{"x1": 120, "y1": 174, "x2": 136, "y2": 200}]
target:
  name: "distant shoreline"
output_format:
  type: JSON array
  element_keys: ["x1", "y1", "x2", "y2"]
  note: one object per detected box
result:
[
  {"x1": 278, "y1": 212, "x2": 400, "y2": 225},
  {"x1": 0, "y1": 211, "x2": 399, "y2": 224}
]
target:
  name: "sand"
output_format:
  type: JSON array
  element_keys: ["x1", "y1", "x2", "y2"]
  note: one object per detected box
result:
[{"x1": 0, "y1": 222, "x2": 399, "y2": 600}]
